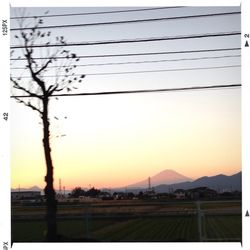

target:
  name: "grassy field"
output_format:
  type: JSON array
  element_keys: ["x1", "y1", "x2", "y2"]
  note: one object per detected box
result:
[
  {"x1": 92, "y1": 216, "x2": 199, "y2": 241},
  {"x1": 11, "y1": 200, "x2": 197, "y2": 216},
  {"x1": 12, "y1": 216, "x2": 199, "y2": 242},
  {"x1": 12, "y1": 218, "x2": 119, "y2": 241},
  {"x1": 204, "y1": 215, "x2": 241, "y2": 241},
  {"x1": 201, "y1": 201, "x2": 241, "y2": 210},
  {"x1": 11, "y1": 200, "x2": 241, "y2": 242}
]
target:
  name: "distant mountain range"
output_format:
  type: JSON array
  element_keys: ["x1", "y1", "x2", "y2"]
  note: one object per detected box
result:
[
  {"x1": 11, "y1": 170, "x2": 242, "y2": 195},
  {"x1": 11, "y1": 185, "x2": 72, "y2": 195},
  {"x1": 11, "y1": 185, "x2": 42, "y2": 192},
  {"x1": 122, "y1": 170, "x2": 241, "y2": 193}
]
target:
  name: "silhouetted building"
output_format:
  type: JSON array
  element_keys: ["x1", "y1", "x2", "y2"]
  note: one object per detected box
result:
[
  {"x1": 174, "y1": 189, "x2": 186, "y2": 199},
  {"x1": 187, "y1": 187, "x2": 217, "y2": 199},
  {"x1": 11, "y1": 191, "x2": 41, "y2": 201}
]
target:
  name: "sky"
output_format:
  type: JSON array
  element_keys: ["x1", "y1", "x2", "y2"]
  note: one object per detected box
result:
[{"x1": 10, "y1": 6, "x2": 241, "y2": 190}]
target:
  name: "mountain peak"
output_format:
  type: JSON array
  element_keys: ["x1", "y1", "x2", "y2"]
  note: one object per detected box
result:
[
  {"x1": 158, "y1": 169, "x2": 178, "y2": 174},
  {"x1": 29, "y1": 185, "x2": 42, "y2": 191},
  {"x1": 128, "y1": 169, "x2": 192, "y2": 188},
  {"x1": 11, "y1": 185, "x2": 42, "y2": 192}
]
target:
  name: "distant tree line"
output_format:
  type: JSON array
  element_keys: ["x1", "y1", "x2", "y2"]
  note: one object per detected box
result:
[
  {"x1": 70, "y1": 187, "x2": 101, "y2": 198},
  {"x1": 69, "y1": 186, "x2": 241, "y2": 201}
]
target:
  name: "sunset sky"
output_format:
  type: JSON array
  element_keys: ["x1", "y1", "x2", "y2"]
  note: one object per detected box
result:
[{"x1": 10, "y1": 6, "x2": 241, "y2": 190}]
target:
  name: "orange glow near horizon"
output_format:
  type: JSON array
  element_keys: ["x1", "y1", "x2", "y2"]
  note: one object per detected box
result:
[
  {"x1": 10, "y1": 6, "x2": 241, "y2": 191},
  {"x1": 11, "y1": 89, "x2": 241, "y2": 191}
]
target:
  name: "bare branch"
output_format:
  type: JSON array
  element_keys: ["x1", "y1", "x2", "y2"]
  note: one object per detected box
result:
[
  {"x1": 12, "y1": 9, "x2": 86, "y2": 112},
  {"x1": 36, "y1": 49, "x2": 59, "y2": 76},
  {"x1": 48, "y1": 84, "x2": 66, "y2": 95},
  {"x1": 47, "y1": 84, "x2": 58, "y2": 95},
  {"x1": 53, "y1": 87, "x2": 64, "y2": 92},
  {"x1": 35, "y1": 58, "x2": 52, "y2": 75},
  {"x1": 17, "y1": 28, "x2": 46, "y2": 95},
  {"x1": 24, "y1": 47, "x2": 46, "y2": 94},
  {"x1": 27, "y1": 101, "x2": 43, "y2": 115},
  {"x1": 15, "y1": 97, "x2": 43, "y2": 115},
  {"x1": 11, "y1": 77, "x2": 42, "y2": 99}
]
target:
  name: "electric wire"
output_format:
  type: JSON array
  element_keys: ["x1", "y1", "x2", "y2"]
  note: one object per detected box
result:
[
  {"x1": 10, "y1": 54, "x2": 241, "y2": 70},
  {"x1": 10, "y1": 64, "x2": 241, "y2": 79},
  {"x1": 10, "y1": 31, "x2": 241, "y2": 49},
  {"x1": 10, "y1": 84, "x2": 241, "y2": 99},
  {"x1": 10, "y1": 47, "x2": 241, "y2": 61},
  {"x1": 11, "y1": 11, "x2": 240, "y2": 31},
  {"x1": 10, "y1": 7, "x2": 185, "y2": 19}
]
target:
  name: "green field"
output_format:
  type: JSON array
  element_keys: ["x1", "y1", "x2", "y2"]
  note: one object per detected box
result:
[
  {"x1": 201, "y1": 201, "x2": 241, "y2": 210},
  {"x1": 11, "y1": 201, "x2": 196, "y2": 216},
  {"x1": 11, "y1": 200, "x2": 241, "y2": 242},
  {"x1": 92, "y1": 216, "x2": 199, "y2": 241},
  {"x1": 12, "y1": 216, "x2": 199, "y2": 242},
  {"x1": 12, "y1": 218, "x2": 118, "y2": 242},
  {"x1": 204, "y1": 215, "x2": 241, "y2": 241}
]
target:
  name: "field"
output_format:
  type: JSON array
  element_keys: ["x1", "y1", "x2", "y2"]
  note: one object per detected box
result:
[
  {"x1": 11, "y1": 200, "x2": 241, "y2": 242},
  {"x1": 204, "y1": 215, "x2": 242, "y2": 241}
]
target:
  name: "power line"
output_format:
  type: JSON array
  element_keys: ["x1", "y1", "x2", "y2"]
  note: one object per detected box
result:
[
  {"x1": 10, "y1": 7, "x2": 184, "y2": 19},
  {"x1": 11, "y1": 64, "x2": 241, "y2": 78},
  {"x1": 69, "y1": 65, "x2": 242, "y2": 76},
  {"x1": 10, "y1": 54, "x2": 241, "y2": 70},
  {"x1": 10, "y1": 31, "x2": 241, "y2": 49},
  {"x1": 10, "y1": 84, "x2": 241, "y2": 98},
  {"x1": 11, "y1": 12, "x2": 240, "y2": 31},
  {"x1": 10, "y1": 47, "x2": 241, "y2": 61}
]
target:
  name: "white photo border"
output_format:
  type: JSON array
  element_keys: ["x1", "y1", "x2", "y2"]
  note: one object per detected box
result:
[{"x1": 1, "y1": 0, "x2": 249, "y2": 250}]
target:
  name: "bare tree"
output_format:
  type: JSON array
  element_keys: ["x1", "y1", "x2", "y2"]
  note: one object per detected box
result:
[{"x1": 10, "y1": 10, "x2": 85, "y2": 241}]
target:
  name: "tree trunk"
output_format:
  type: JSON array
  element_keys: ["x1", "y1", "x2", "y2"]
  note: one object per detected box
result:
[{"x1": 42, "y1": 96, "x2": 57, "y2": 241}]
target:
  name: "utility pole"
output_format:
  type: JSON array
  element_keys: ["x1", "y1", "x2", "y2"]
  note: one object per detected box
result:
[
  {"x1": 59, "y1": 178, "x2": 62, "y2": 195},
  {"x1": 148, "y1": 177, "x2": 151, "y2": 191},
  {"x1": 196, "y1": 201, "x2": 203, "y2": 241}
]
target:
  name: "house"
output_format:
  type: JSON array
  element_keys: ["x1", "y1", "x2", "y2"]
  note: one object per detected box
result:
[
  {"x1": 11, "y1": 191, "x2": 41, "y2": 201},
  {"x1": 98, "y1": 191, "x2": 112, "y2": 200},
  {"x1": 187, "y1": 187, "x2": 218, "y2": 199},
  {"x1": 113, "y1": 192, "x2": 126, "y2": 200},
  {"x1": 174, "y1": 189, "x2": 186, "y2": 199},
  {"x1": 78, "y1": 196, "x2": 100, "y2": 202}
]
